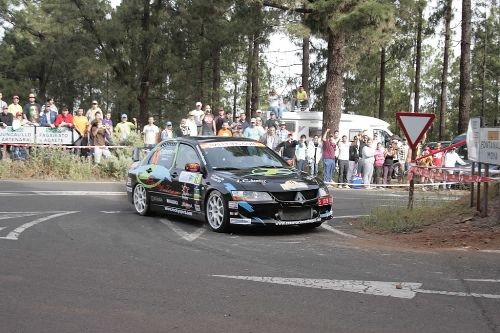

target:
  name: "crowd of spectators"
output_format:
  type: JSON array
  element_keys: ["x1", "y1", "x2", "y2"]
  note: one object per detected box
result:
[{"x1": 1, "y1": 94, "x2": 467, "y2": 187}]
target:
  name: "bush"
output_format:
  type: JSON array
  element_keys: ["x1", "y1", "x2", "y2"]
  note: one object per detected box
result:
[{"x1": 0, "y1": 146, "x2": 134, "y2": 181}]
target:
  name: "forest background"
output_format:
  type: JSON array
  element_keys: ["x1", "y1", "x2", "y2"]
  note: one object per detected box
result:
[{"x1": 0, "y1": 0, "x2": 498, "y2": 140}]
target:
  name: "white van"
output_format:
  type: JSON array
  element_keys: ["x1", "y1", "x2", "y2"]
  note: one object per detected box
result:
[{"x1": 274, "y1": 111, "x2": 393, "y2": 145}]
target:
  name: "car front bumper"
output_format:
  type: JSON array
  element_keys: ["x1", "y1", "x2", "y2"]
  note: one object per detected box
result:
[{"x1": 228, "y1": 200, "x2": 333, "y2": 226}]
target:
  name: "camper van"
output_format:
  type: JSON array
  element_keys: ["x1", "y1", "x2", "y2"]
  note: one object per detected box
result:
[{"x1": 274, "y1": 111, "x2": 393, "y2": 145}]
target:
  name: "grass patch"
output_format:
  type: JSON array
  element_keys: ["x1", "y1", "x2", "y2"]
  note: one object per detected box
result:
[
  {"x1": 362, "y1": 196, "x2": 473, "y2": 233},
  {"x1": 0, "y1": 147, "x2": 135, "y2": 181}
]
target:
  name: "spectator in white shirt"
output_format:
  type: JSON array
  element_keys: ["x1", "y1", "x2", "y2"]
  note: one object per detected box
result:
[
  {"x1": 337, "y1": 135, "x2": 351, "y2": 187},
  {"x1": 143, "y1": 116, "x2": 160, "y2": 150}
]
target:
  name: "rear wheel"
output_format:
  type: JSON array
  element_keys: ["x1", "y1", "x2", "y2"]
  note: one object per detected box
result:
[
  {"x1": 206, "y1": 191, "x2": 229, "y2": 232},
  {"x1": 133, "y1": 184, "x2": 150, "y2": 216}
]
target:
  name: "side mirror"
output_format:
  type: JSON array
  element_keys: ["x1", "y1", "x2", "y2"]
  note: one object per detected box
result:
[
  {"x1": 132, "y1": 147, "x2": 141, "y2": 162},
  {"x1": 185, "y1": 163, "x2": 201, "y2": 173}
]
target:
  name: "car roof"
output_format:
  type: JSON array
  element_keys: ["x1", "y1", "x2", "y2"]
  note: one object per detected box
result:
[{"x1": 164, "y1": 136, "x2": 257, "y2": 145}]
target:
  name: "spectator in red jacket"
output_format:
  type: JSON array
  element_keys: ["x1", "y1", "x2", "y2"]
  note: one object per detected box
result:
[{"x1": 54, "y1": 106, "x2": 74, "y2": 128}]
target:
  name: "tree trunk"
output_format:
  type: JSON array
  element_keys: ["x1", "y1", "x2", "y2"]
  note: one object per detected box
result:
[
  {"x1": 458, "y1": 0, "x2": 472, "y2": 134},
  {"x1": 199, "y1": 23, "x2": 205, "y2": 101},
  {"x1": 250, "y1": 35, "x2": 260, "y2": 114},
  {"x1": 414, "y1": 3, "x2": 424, "y2": 113},
  {"x1": 439, "y1": 0, "x2": 452, "y2": 140},
  {"x1": 245, "y1": 35, "x2": 253, "y2": 117},
  {"x1": 212, "y1": 45, "x2": 221, "y2": 107},
  {"x1": 302, "y1": 34, "x2": 310, "y2": 92},
  {"x1": 138, "y1": 0, "x2": 151, "y2": 127},
  {"x1": 323, "y1": 28, "x2": 345, "y2": 132},
  {"x1": 378, "y1": 47, "x2": 386, "y2": 120}
]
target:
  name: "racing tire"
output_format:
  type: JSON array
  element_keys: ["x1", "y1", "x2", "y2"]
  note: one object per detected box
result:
[
  {"x1": 299, "y1": 222, "x2": 323, "y2": 229},
  {"x1": 206, "y1": 190, "x2": 230, "y2": 233},
  {"x1": 133, "y1": 184, "x2": 150, "y2": 216}
]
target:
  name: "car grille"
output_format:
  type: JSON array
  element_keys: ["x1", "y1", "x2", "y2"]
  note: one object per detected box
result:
[
  {"x1": 279, "y1": 208, "x2": 313, "y2": 221},
  {"x1": 271, "y1": 189, "x2": 318, "y2": 202}
]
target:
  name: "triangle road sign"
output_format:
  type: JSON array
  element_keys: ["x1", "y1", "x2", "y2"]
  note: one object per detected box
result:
[{"x1": 396, "y1": 112, "x2": 435, "y2": 149}]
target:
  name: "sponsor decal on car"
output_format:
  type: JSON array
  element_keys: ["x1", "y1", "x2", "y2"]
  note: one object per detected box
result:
[
  {"x1": 179, "y1": 171, "x2": 203, "y2": 185},
  {"x1": 194, "y1": 204, "x2": 201, "y2": 212},
  {"x1": 193, "y1": 187, "x2": 201, "y2": 201},
  {"x1": 200, "y1": 141, "x2": 265, "y2": 149},
  {"x1": 238, "y1": 202, "x2": 254, "y2": 213},
  {"x1": 126, "y1": 177, "x2": 132, "y2": 186},
  {"x1": 228, "y1": 201, "x2": 238, "y2": 209},
  {"x1": 275, "y1": 217, "x2": 321, "y2": 225},
  {"x1": 210, "y1": 174, "x2": 224, "y2": 183},
  {"x1": 181, "y1": 202, "x2": 193, "y2": 209},
  {"x1": 280, "y1": 180, "x2": 309, "y2": 191},
  {"x1": 237, "y1": 178, "x2": 267, "y2": 184},
  {"x1": 181, "y1": 183, "x2": 191, "y2": 199},
  {"x1": 166, "y1": 199, "x2": 179, "y2": 205},
  {"x1": 135, "y1": 164, "x2": 172, "y2": 188},
  {"x1": 150, "y1": 195, "x2": 163, "y2": 203},
  {"x1": 230, "y1": 211, "x2": 238, "y2": 216},
  {"x1": 249, "y1": 168, "x2": 295, "y2": 177},
  {"x1": 165, "y1": 206, "x2": 193, "y2": 216},
  {"x1": 126, "y1": 186, "x2": 133, "y2": 192},
  {"x1": 230, "y1": 218, "x2": 252, "y2": 225}
]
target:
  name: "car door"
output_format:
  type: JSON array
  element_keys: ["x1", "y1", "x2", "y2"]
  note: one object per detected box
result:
[
  {"x1": 170, "y1": 143, "x2": 203, "y2": 214},
  {"x1": 140, "y1": 141, "x2": 177, "y2": 208}
]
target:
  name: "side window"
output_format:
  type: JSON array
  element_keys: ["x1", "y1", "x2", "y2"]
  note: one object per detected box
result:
[
  {"x1": 174, "y1": 144, "x2": 201, "y2": 169},
  {"x1": 147, "y1": 142, "x2": 177, "y2": 169}
]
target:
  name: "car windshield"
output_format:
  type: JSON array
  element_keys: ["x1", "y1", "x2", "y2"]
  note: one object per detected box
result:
[{"x1": 200, "y1": 141, "x2": 288, "y2": 170}]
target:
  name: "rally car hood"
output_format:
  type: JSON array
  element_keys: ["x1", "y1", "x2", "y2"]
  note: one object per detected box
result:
[{"x1": 210, "y1": 167, "x2": 322, "y2": 192}]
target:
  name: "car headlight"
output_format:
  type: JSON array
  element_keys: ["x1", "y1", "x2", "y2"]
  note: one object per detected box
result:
[
  {"x1": 231, "y1": 191, "x2": 273, "y2": 202},
  {"x1": 318, "y1": 186, "x2": 329, "y2": 197}
]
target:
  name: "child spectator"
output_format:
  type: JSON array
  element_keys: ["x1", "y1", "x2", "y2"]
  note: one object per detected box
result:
[
  {"x1": 217, "y1": 121, "x2": 233, "y2": 137},
  {"x1": 374, "y1": 142, "x2": 385, "y2": 185}
]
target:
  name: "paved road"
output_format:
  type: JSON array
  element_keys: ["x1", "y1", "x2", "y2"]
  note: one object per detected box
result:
[{"x1": 0, "y1": 180, "x2": 499, "y2": 333}]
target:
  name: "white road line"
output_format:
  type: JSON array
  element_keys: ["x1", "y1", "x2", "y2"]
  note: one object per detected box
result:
[
  {"x1": 0, "y1": 211, "x2": 68, "y2": 214},
  {"x1": 212, "y1": 275, "x2": 421, "y2": 299},
  {"x1": 100, "y1": 211, "x2": 124, "y2": 214},
  {"x1": 463, "y1": 279, "x2": 500, "y2": 283},
  {"x1": 0, "y1": 213, "x2": 39, "y2": 220},
  {"x1": 212, "y1": 275, "x2": 500, "y2": 300},
  {"x1": 478, "y1": 250, "x2": 500, "y2": 254},
  {"x1": 330, "y1": 215, "x2": 369, "y2": 219},
  {"x1": 415, "y1": 289, "x2": 500, "y2": 299},
  {"x1": 0, "y1": 191, "x2": 126, "y2": 196},
  {"x1": 321, "y1": 224, "x2": 358, "y2": 239},
  {"x1": 160, "y1": 219, "x2": 206, "y2": 242},
  {"x1": 0, "y1": 211, "x2": 78, "y2": 240}
]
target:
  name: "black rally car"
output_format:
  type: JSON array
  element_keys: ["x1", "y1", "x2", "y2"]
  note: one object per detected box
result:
[{"x1": 126, "y1": 137, "x2": 333, "y2": 232}]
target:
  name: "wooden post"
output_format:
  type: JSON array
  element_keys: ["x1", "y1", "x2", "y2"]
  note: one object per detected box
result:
[
  {"x1": 476, "y1": 163, "x2": 481, "y2": 212},
  {"x1": 481, "y1": 164, "x2": 489, "y2": 217},
  {"x1": 408, "y1": 148, "x2": 417, "y2": 210},
  {"x1": 470, "y1": 162, "x2": 475, "y2": 207}
]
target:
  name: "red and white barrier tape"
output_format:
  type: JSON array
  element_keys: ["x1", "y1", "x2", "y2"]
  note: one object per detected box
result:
[{"x1": 408, "y1": 166, "x2": 497, "y2": 183}]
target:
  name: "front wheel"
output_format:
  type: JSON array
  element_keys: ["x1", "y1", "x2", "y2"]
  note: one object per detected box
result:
[
  {"x1": 133, "y1": 184, "x2": 150, "y2": 216},
  {"x1": 206, "y1": 191, "x2": 229, "y2": 232}
]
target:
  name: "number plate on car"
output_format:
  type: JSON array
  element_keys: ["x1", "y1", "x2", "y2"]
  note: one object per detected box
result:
[{"x1": 279, "y1": 208, "x2": 312, "y2": 221}]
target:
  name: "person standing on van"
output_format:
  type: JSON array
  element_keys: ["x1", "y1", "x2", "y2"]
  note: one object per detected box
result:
[
  {"x1": 322, "y1": 129, "x2": 337, "y2": 184},
  {"x1": 307, "y1": 135, "x2": 322, "y2": 176}
]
